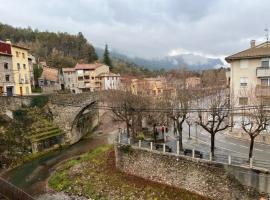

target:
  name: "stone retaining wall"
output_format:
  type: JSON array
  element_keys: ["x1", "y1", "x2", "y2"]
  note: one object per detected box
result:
[{"x1": 115, "y1": 144, "x2": 265, "y2": 200}]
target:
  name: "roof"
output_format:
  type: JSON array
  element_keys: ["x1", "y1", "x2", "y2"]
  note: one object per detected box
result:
[
  {"x1": 62, "y1": 68, "x2": 75, "y2": 72},
  {"x1": 225, "y1": 42, "x2": 270, "y2": 62},
  {"x1": 75, "y1": 63, "x2": 104, "y2": 70},
  {"x1": 0, "y1": 41, "x2": 12, "y2": 55},
  {"x1": 11, "y1": 44, "x2": 30, "y2": 50},
  {"x1": 40, "y1": 66, "x2": 59, "y2": 82}
]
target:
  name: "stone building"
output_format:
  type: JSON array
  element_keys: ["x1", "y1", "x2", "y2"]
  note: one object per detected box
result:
[
  {"x1": 38, "y1": 66, "x2": 61, "y2": 93},
  {"x1": 0, "y1": 41, "x2": 15, "y2": 96},
  {"x1": 62, "y1": 68, "x2": 77, "y2": 93}
]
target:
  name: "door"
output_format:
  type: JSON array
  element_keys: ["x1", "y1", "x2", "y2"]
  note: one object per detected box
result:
[
  {"x1": 6, "y1": 86, "x2": 13, "y2": 96},
  {"x1": 0, "y1": 87, "x2": 3, "y2": 96},
  {"x1": 20, "y1": 87, "x2": 23, "y2": 96}
]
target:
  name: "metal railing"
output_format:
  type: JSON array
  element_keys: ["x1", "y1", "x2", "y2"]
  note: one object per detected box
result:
[
  {"x1": 117, "y1": 133, "x2": 270, "y2": 171},
  {"x1": 0, "y1": 177, "x2": 35, "y2": 200}
]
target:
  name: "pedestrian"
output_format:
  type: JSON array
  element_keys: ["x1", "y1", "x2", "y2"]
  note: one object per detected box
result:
[{"x1": 165, "y1": 126, "x2": 168, "y2": 133}]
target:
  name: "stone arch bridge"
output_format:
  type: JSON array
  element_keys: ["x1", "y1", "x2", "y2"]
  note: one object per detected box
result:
[{"x1": 0, "y1": 92, "x2": 105, "y2": 144}]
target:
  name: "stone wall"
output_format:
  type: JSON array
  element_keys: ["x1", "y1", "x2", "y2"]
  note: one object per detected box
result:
[{"x1": 115, "y1": 144, "x2": 265, "y2": 200}]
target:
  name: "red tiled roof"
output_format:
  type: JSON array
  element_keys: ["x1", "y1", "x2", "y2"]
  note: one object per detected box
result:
[{"x1": 75, "y1": 63, "x2": 103, "y2": 70}]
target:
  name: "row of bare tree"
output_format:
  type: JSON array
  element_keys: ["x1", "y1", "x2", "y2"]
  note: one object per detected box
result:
[{"x1": 106, "y1": 76, "x2": 270, "y2": 162}]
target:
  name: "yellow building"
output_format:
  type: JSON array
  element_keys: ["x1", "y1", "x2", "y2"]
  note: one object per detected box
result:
[{"x1": 8, "y1": 41, "x2": 32, "y2": 95}]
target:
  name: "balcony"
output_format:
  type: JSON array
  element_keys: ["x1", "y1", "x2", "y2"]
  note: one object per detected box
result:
[
  {"x1": 255, "y1": 85, "x2": 270, "y2": 97},
  {"x1": 256, "y1": 67, "x2": 270, "y2": 77}
]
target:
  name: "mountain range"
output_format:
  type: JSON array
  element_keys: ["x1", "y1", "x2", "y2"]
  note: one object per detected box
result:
[{"x1": 96, "y1": 47, "x2": 225, "y2": 71}]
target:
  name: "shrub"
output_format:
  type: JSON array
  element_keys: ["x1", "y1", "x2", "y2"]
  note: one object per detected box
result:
[
  {"x1": 30, "y1": 95, "x2": 49, "y2": 108},
  {"x1": 119, "y1": 145, "x2": 133, "y2": 154},
  {"x1": 136, "y1": 132, "x2": 145, "y2": 141}
]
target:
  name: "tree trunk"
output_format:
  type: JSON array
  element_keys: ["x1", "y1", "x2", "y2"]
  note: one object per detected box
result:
[
  {"x1": 126, "y1": 119, "x2": 130, "y2": 138},
  {"x1": 249, "y1": 135, "x2": 255, "y2": 161},
  {"x1": 210, "y1": 133, "x2": 215, "y2": 157},
  {"x1": 188, "y1": 124, "x2": 191, "y2": 139},
  {"x1": 177, "y1": 121, "x2": 183, "y2": 151},
  {"x1": 153, "y1": 124, "x2": 157, "y2": 143}
]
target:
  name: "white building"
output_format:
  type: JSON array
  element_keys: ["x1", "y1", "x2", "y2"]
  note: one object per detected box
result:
[{"x1": 100, "y1": 72, "x2": 121, "y2": 90}]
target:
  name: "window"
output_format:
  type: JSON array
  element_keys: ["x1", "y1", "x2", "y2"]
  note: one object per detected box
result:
[
  {"x1": 16, "y1": 51, "x2": 19, "y2": 57},
  {"x1": 78, "y1": 76, "x2": 83, "y2": 81},
  {"x1": 0, "y1": 87, "x2": 3, "y2": 95},
  {"x1": 84, "y1": 75, "x2": 90, "y2": 79},
  {"x1": 261, "y1": 59, "x2": 270, "y2": 68},
  {"x1": 5, "y1": 75, "x2": 10, "y2": 82},
  {"x1": 240, "y1": 77, "x2": 248, "y2": 86},
  {"x1": 240, "y1": 59, "x2": 249, "y2": 69},
  {"x1": 239, "y1": 97, "x2": 248, "y2": 105},
  {"x1": 17, "y1": 63, "x2": 20, "y2": 70},
  {"x1": 23, "y1": 64, "x2": 26, "y2": 69},
  {"x1": 261, "y1": 78, "x2": 270, "y2": 86},
  {"x1": 22, "y1": 53, "x2": 25, "y2": 59},
  {"x1": 4, "y1": 63, "x2": 8, "y2": 69}
]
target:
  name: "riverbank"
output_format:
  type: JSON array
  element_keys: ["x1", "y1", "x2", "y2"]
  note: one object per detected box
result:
[{"x1": 47, "y1": 145, "x2": 208, "y2": 200}]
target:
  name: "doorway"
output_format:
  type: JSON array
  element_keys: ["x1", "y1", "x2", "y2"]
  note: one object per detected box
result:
[
  {"x1": 6, "y1": 86, "x2": 13, "y2": 96},
  {"x1": 20, "y1": 87, "x2": 23, "y2": 96}
]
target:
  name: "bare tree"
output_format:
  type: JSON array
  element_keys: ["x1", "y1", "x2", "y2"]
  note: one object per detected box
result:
[
  {"x1": 107, "y1": 90, "x2": 149, "y2": 138},
  {"x1": 165, "y1": 69, "x2": 191, "y2": 151},
  {"x1": 241, "y1": 97, "x2": 270, "y2": 161},
  {"x1": 197, "y1": 89, "x2": 231, "y2": 157}
]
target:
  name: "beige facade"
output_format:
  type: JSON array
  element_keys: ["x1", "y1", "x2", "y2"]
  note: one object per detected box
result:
[
  {"x1": 226, "y1": 41, "x2": 270, "y2": 106},
  {"x1": 62, "y1": 63, "x2": 110, "y2": 93}
]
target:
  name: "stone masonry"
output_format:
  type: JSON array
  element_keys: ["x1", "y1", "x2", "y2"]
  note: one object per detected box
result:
[{"x1": 115, "y1": 144, "x2": 265, "y2": 200}]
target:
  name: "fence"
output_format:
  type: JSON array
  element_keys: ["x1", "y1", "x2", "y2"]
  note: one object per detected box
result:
[
  {"x1": 117, "y1": 132, "x2": 270, "y2": 171},
  {"x1": 0, "y1": 177, "x2": 35, "y2": 200}
]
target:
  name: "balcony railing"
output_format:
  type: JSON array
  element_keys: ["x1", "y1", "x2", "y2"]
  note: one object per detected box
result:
[
  {"x1": 255, "y1": 85, "x2": 270, "y2": 97},
  {"x1": 256, "y1": 67, "x2": 270, "y2": 77}
]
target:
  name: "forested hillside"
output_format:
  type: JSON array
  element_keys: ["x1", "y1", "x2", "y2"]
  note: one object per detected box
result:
[{"x1": 0, "y1": 23, "x2": 98, "y2": 68}]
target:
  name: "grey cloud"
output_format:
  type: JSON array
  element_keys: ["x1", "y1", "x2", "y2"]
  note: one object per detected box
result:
[{"x1": 0, "y1": 0, "x2": 270, "y2": 59}]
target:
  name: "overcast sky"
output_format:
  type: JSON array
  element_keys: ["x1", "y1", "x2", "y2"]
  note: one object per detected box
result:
[{"x1": 0, "y1": 0, "x2": 269, "y2": 59}]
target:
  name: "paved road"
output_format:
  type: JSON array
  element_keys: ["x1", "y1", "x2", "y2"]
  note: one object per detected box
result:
[{"x1": 164, "y1": 123, "x2": 270, "y2": 169}]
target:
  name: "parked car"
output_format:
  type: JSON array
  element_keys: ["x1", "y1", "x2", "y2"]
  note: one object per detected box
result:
[
  {"x1": 155, "y1": 144, "x2": 172, "y2": 152},
  {"x1": 184, "y1": 148, "x2": 203, "y2": 158}
]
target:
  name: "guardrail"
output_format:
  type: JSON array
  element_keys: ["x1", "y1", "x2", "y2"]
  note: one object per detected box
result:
[
  {"x1": 117, "y1": 133, "x2": 270, "y2": 171},
  {"x1": 0, "y1": 177, "x2": 35, "y2": 200}
]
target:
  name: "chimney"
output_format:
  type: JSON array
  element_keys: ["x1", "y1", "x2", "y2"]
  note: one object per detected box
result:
[{"x1": 250, "y1": 40, "x2": 256, "y2": 48}]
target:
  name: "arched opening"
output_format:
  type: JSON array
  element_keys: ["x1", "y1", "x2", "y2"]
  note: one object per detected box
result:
[{"x1": 70, "y1": 101, "x2": 99, "y2": 142}]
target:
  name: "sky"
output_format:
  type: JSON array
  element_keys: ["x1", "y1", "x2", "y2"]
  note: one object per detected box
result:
[{"x1": 0, "y1": 0, "x2": 269, "y2": 60}]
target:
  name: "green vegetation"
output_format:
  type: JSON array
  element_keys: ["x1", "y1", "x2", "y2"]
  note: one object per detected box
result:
[
  {"x1": 103, "y1": 44, "x2": 113, "y2": 70},
  {"x1": 0, "y1": 23, "x2": 98, "y2": 68},
  {"x1": 0, "y1": 107, "x2": 62, "y2": 168},
  {"x1": 30, "y1": 95, "x2": 49, "y2": 108},
  {"x1": 49, "y1": 145, "x2": 208, "y2": 200}
]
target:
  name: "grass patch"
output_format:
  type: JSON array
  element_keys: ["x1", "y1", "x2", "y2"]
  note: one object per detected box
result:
[{"x1": 49, "y1": 145, "x2": 209, "y2": 200}]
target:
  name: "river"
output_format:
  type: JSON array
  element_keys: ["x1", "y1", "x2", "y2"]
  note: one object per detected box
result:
[{"x1": 2, "y1": 131, "x2": 115, "y2": 197}]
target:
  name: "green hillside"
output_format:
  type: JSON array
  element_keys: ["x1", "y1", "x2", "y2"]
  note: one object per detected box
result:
[{"x1": 0, "y1": 23, "x2": 98, "y2": 68}]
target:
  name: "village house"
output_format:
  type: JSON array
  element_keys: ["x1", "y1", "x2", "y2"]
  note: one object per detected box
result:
[
  {"x1": 226, "y1": 40, "x2": 270, "y2": 106},
  {"x1": 62, "y1": 63, "x2": 113, "y2": 93},
  {"x1": 225, "y1": 40, "x2": 270, "y2": 144},
  {"x1": 99, "y1": 72, "x2": 121, "y2": 90},
  {"x1": 8, "y1": 40, "x2": 32, "y2": 95},
  {"x1": 62, "y1": 68, "x2": 77, "y2": 93},
  {"x1": 0, "y1": 41, "x2": 15, "y2": 96},
  {"x1": 38, "y1": 66, "x2": 61, "y2": 93},
  {"x1": 186, "y1": 76, "x2": 201, "y2": 88}
]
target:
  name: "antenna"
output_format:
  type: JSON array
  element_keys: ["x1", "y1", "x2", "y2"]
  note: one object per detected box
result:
[{"x1": 264, "y1": 28, "x2": 269, "y2": 42}]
